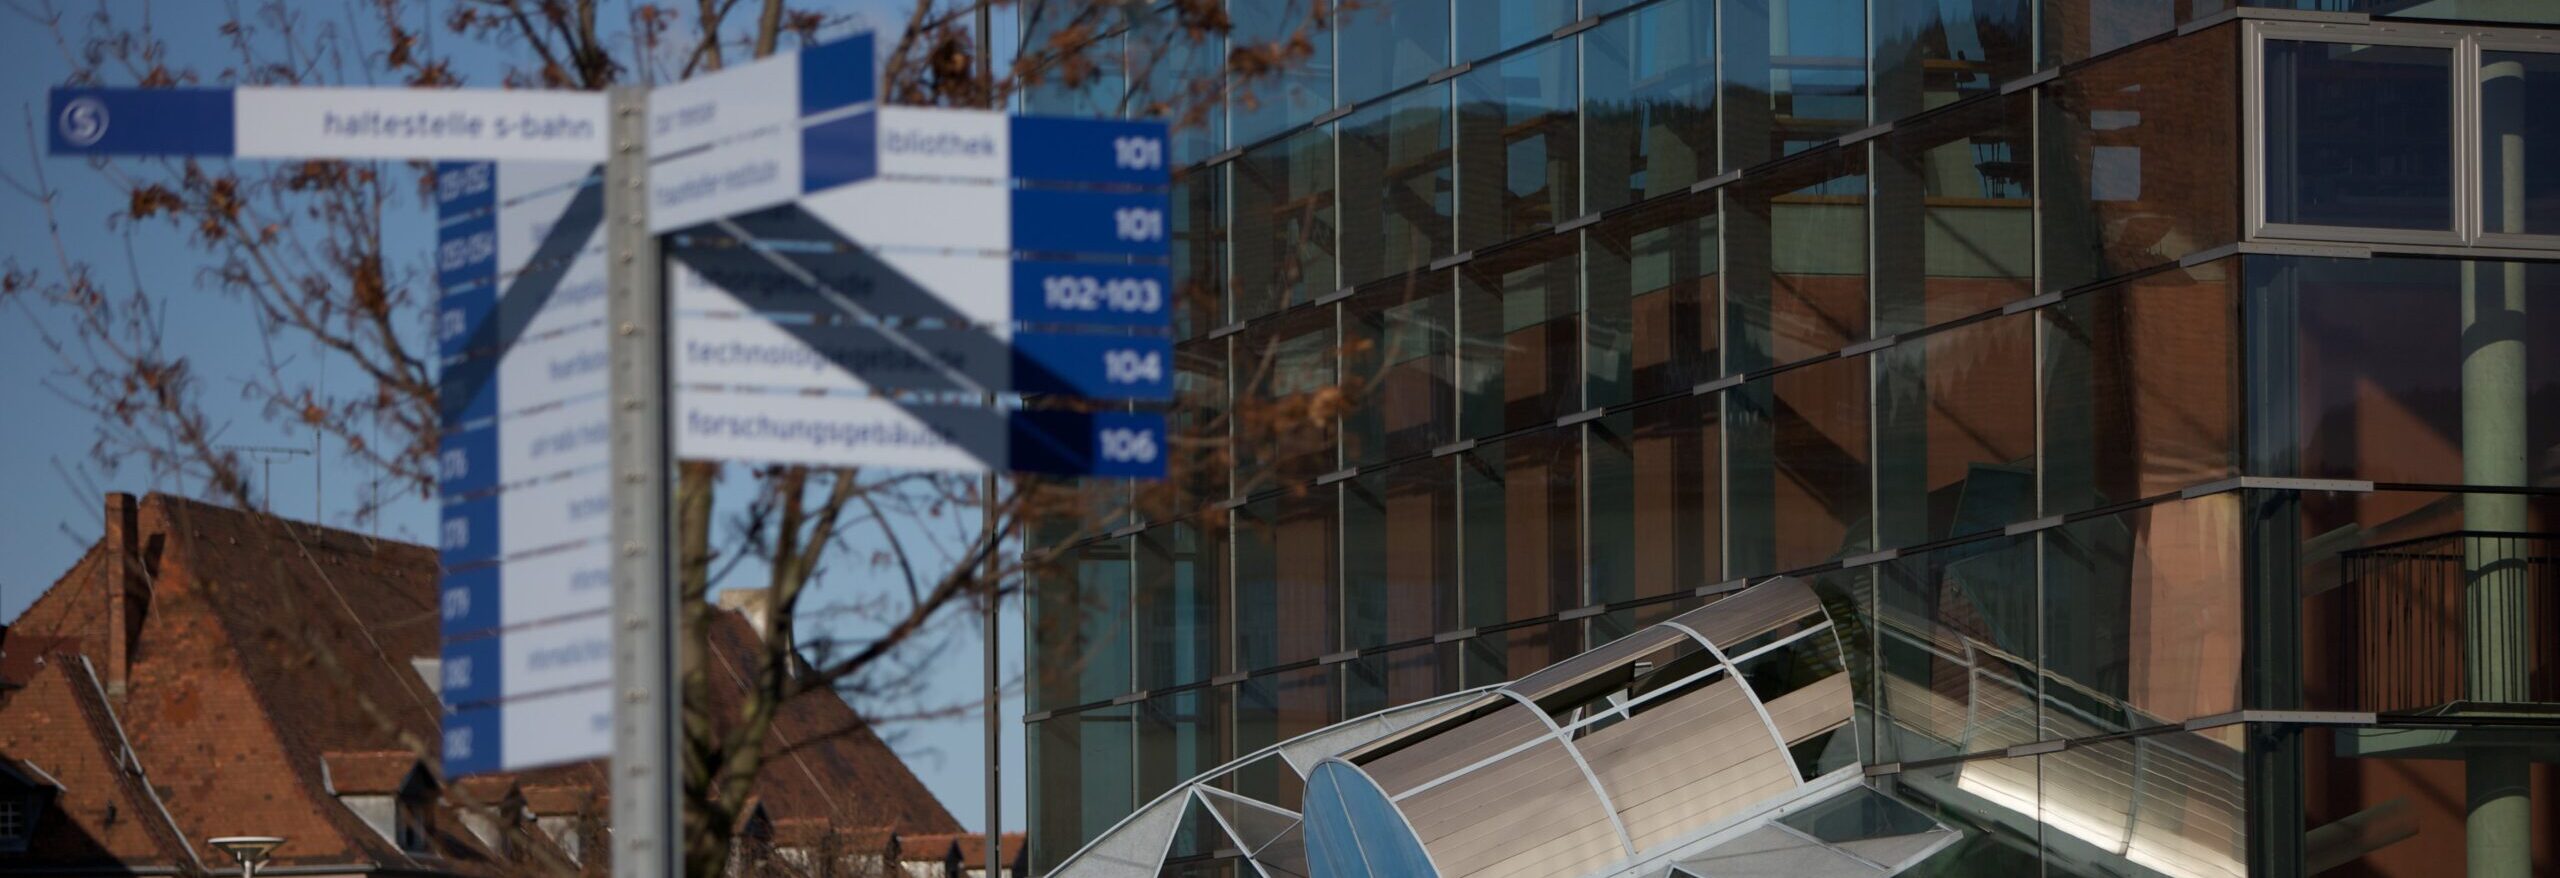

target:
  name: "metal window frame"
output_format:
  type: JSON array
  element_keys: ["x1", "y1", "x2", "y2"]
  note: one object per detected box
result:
[
  {"x1": 2246, "y1": 19, "x2": 2560, "y2": 252},
  {"x1": 2473, "y1": 30, "x2": 2560, "y2": 249}
]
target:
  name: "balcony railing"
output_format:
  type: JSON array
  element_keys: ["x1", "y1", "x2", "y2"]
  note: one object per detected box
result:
[{"x1": 2340, "y1": 531, "x2": 2560, "y2": 714}]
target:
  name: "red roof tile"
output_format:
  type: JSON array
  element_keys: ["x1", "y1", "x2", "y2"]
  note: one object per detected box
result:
[
  {"x1": 322, "y1": 750, "x2": 426, "y2": 795},
  {"x1": 0, "y1": 656, "x2": 198, "y2": 872}
]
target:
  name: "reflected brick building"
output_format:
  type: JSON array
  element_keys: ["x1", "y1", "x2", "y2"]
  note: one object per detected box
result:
[{"x1": 1019, "y1": 0, "x2": 2560, "y2": 875}]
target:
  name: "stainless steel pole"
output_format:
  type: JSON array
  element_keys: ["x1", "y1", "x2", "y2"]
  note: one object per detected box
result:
[
  {"x1": 979, "y1": 4, "x2": 1003, "y2": 875},
  {"x1": 606, "y1": 84, "x2": 678, "y2": 878}
]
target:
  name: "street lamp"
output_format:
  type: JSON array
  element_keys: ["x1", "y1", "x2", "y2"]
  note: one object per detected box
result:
[{"x1": 209, "y1": 836, "x2": 285, "y2": 877}]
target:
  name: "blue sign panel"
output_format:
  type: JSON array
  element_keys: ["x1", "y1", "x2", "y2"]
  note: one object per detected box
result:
[
  {"x1": 437, "y1": 211, "x2": 499, "y2": 291},
  {"x1": 440, "y1": 564, "x2": 501, "y2": 640},
  {"x1": 1011, "y1": 260, "x2": 1173, "y2": 328},
  {"x1": 439, "y1": 423, "x2": 500, "y2": 496},
  {"x1": 441, "y1": 494, "x2": 500, "y2": 568},
  {"x1": 47, "y1": 87, "x2": 235, "y2": 156},
  {"x1": 1011, "y1": 188, "x2": 1172, "y2": 258},
  {"x1": 437, "y1": 161, "x2": 497, "y2": 221},
  {"x1": 1009, "y1": 116, "x2": 1170, "y2": 188},
  {"x1": 801, "y1": 110, "x2": 879, "y2": 195},
  {"x1": 440, "y1": 635, "x2": 505, "y2": 706},
  {"x1": 1011, "y1": 410, "x2": 1169, "y2": 479},
  {"x1": 1012, "y1": 333, "x2": 1175, "y2": 401},
  {"x1": 798, "y1": 33, "x2": 877, "y2": 118}
]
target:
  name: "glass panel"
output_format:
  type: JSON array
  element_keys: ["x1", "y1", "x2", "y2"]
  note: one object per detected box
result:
[
  {"x1": 1236, "y1": 491, "x2": 1340, "y2": 671},
  {"x1": 1346, "y1": 642, "x2": 1458, "y2": 722},
  {"x1": 1875, "y1": 313, "x2": 2038, "y2": 550},
  {"x1": 1457, "y1": 41, "x2": 1580, "y2": 250},
  {"x1": 1872, "y1": 534, "x2": 2040, "y2": 763},
  {"x1": 2040, "y1": 733, "x2": 2245, "y2": 878},
  {"x1": 2298, "y1": 723, "x2": 2558, "y2": 877},
  {"x1": 1872, "y1": 0, "x2": 2032, "y2": 122},
  {"x1": 1587, "y1": 398, "x2": 1722, "y2": 643},
  {"x1": 1031, "y1": 536, "x2": 1133, "y2": 710},
  {"x1": 1725, "y1": 144, "x2": 1868, "y2": 372},
  {"x1": 1231, "y1": 126, "x2": 1339, "y2": 321},
  {"x1": 2268, "y1": 257, "x2": 2560, "y2": 486},
  {"x1": 1328, "y1": 763, "x2": 1439, "y2": 878},
  {"x1": 1723, "y1": 0, "x2": 1869, "y2": 166},
  {"x1": 1345, "y1": 272, "x2": 1458, "y2": 465},
  {"x1": 1148, "y1": 338, "x2": 1229, "y2": 517},
  {"x1": 1338, "y1": 0, "x2": 1449, "y2": 106},
  {"x1": 2040, "y1": 0, "x2": 2222, "y2": 67},
  {"x1": 1234, "y1": 671, "x2": 1335, "y2": 811},
  {"x1": 2481, "y1": 50, "x2": 2560, "y2": 236},
  {"x1": 2044, "y1": 493, "x2": 2245, "y2": 736},
  {"x1": 1344, "y1": 461, "x2": 1460, "y2": 712},
  {"x1": 1300, "y1": 765, "x2": 1369, "y2": 877},
  {"x1": 2042, "y1": 263, "x2": 2240, "y2": 516},
  {"x1": 1586, "y1": 192, "x2": 1719, "y2": 407},
  {"x1": 1033, "y1": 706, "x2": 1136, "y2": 872},
  {"x1": 1458, "y1": 234, "x2": 1581, "y2": 437},
  {"x1": 1583, "y1": 0, "x2": 1718, "y2": 213},
  {"x1": 1875, "y1": 92, "x2": 2035, "y2": 335},
  {"x1": 1234, "y1": 309, "x2": 1337, "y2": 488},
  {"x1": 1341, "y1": 85, "x2": 1457, "y2": 286},
  {"x1": 1169, "y1": 170, "x2": 1229, "y2": 342},
  {"x1": 2263, "y1": 39, "x2": 2455, "y2": 232},
  {"x1": 1140, "y1": 690, "x2": 1229, "y2": 801},
  {"x1": 1728, "y1": 355, "x2": 1873, "y2": 577},
  {"x1": 1457, "y1": 0, "x2": 1577, "y2": 63},
  {"x1": 1137, "y1": 524, "x2": 1226, "y2": 690},
  {"x1": 2040, "y1": 30, "x2": 2238, "y2": 291},
  {"x1": 1459, "y1": 430, "x2": 1584, "y2": 679},
  {"x1": 1228, "y1": 0, "x2": 1335, "y2": 144},
  {"x1": 1127, "y1": 9, "x2": 1227, "y2": 165},
  {"x1": 2294, "y1": 488, "x2": 2560, "y2": 713},
  {"x1": 1019, "y1": 1, "x2": 1125, "y2": 116}
]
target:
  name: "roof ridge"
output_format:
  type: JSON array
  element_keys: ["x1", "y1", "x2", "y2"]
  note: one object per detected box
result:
[{"x1": 65, "y1": 654, "x2": 206, "y2": 872}]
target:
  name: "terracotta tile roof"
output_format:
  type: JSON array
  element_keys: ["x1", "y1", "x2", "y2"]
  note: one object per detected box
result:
[
  {"x1": 520, "y1": 783, "x2": 595, "y2": 817},
  {"x1": 1, "y1": 492, "x2": 966, "y2": 875},
  {"x1": 450, "y1": 773, "x2": 520, "y2": 806},
  {"x1": 322, "y1": 750, "x2": 426, "y2": 795},
  {"x1": 900, "y1": 832, "x2": 965, "y2": 864},
  {"x1": 839, "y1": 825, "x2": 898, "y2": 855},
  {"x1": 768, "y1": 816, "x2": 832, "y2": 848},
  {"x1": 0, "y1": 655, "x2": 198, "y2": 872}
]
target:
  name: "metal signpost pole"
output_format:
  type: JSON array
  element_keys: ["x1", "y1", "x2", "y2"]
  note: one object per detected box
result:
[
  {"x1": 978, "y1": 6, "x2": 1004, "y2": 875},
  {"x1": 606, "y1": 84, "x2": 678, "y2": 878}
]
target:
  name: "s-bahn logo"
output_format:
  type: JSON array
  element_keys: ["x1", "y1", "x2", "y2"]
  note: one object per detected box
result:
[{"x1": 59, "y1": 96, "x2": 108, "y2": 147}]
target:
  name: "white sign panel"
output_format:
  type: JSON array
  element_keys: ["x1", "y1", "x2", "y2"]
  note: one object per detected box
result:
[
  {"x1": 676, "y1": 391, "x2": 998, "y2": 473},
  {"x1": 233, "y1": 87, "x2": 608, "y2": 161}
]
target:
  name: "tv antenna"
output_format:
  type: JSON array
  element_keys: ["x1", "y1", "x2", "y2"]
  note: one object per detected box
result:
[{"x1": 220, "y1": 444, "x2": 314, "y2": 518}]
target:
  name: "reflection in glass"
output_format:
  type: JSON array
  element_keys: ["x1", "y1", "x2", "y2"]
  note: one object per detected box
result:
[
  {"x1": 2264, "y1": 39, "x2": 2455, "y2": 232},
  {"x1": 1342, "y1": 86, "x2": 1456, "y2": 286},
  {"x1": 1032, "y1": 706, "x2": 1134, "y2": 872},
  {"x1": 1344, "y1": 461, "x2": 1459, "y2": 713},
  {"x1": 1723, "y1": 0, "x2": 1869, "y2": 166},
  {"x1": 1235, "y1": 311, "x2": 1338, "y2": 486},
  {"x1": 2045, "y1": 493, "x2": 2245, "y2": 735},
  {"x1": 1871, "y1": 536, "x2": 2039, "y2": 763},
  {"x1": 2043, "y1": 264, "x2": 2239, "y2": 515},
  {"x1": 1587, "y1": 194, "x2": 1719, "y2": 406},
  {"x1": 1030, "y1": 536, "x2": 1132, "y2": 710},
  {"x1": 1729, "y1": 356, "x2": 1872, "y2": 577},
  {"x1": 1876, "y1": 314, "x2": 2037, "y2": 550},
  {"x1": 1338, "y1": 1, "x2": 1449, "y2": 106},
  {"x1": 1019, "y1": 1, "x2": 1124, "y2": 117},
  {"x1": 2041, "y1": 32, "x2": 2238, "y2": 290},
  {"x1": 1137, "y1": 524, "x2": 1225, "y2": 691},
  {"x1": 1583, "y1": 0, "x2": 1717, "y2": 212},
  {"x1": 1345, "y1": 273, "x2": 1457, "y2": 464},
  {"x1": 2481, "y1": 50, "x2": 2560, "y2": 237},
  {"x1": 1459, "y1": 234, "x2": 1581, "y2": 437},
  {"x1": 1237, "y1": 492, "x2": 1339, "y2": 673},
  {"x1": 1726, "y1": 145, "x2": 1868, "y2": 371},
  {"x1": 1588, "y1": 400, "x2": 1721, "y2": 644},
  {"x1": 1872, "y1": 0, "x2": 2031, "y2": 121},
  {"x1": 1457, "y1": 41, "x2": 1579, "y2": 250},
  {"x1": 1456, "y1": 0, "x2": 1576, "y2": 63},
  {"x1": 1168, "y1": 172, "x2": 1228, "y2": 342},
  {"x1": 1231, "y1": 126, "x2": 1339, "y2": 321},
  {"x1": 1140, "y1": 690, "x2": 1227, "y2": 803},
  {"x1": 1875, "y1": 92, "x2": 2035, "y2": 334},
  {"x1": 1235, "y1": 670, "x2": 1334, "y2": 811},
  {"x1": 1460, "y1": 432, "x2": 1584, "y2": 681},
  {"x1": 1228, "y1": 1, "x2": 1334, "y2": 144}
]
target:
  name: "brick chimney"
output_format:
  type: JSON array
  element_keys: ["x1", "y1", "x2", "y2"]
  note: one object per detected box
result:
[{"x1": 103, "y1": 492, "x2": 147, "y2": 697}]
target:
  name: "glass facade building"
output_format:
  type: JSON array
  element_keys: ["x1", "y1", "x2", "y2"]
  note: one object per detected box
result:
[{"x1": 1017, "y1": 1, "x2": 2560, "y2": 875}]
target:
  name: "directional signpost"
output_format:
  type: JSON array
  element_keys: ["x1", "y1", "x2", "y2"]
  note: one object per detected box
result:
[{"x1": 50, "y1": 30, "x2": 1174, "y2": 878}]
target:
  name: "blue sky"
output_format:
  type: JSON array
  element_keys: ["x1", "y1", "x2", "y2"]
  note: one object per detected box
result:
[{"x1": 0, "y1": 0, "x2": 1028, "y2": 836}]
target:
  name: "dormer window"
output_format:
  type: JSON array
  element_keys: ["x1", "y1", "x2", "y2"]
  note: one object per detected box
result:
[
  {"x1": 319, "y1": 751, "x2": 438, "y2": 858},
  {"x1": 0, "y1": 760, "x2": 58, "y2": 855},
  {"x1": 0, "y1": 798, "x2": 24, "y2": 844}
]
